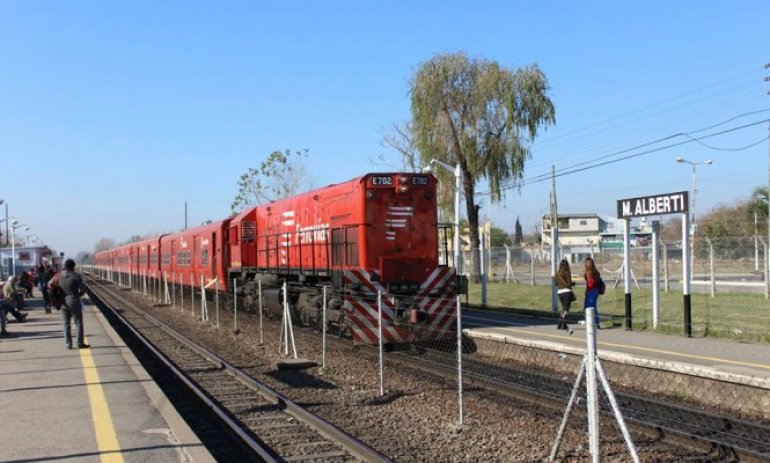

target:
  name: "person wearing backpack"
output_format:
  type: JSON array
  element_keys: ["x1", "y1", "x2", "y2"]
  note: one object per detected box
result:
[
  {"x1": 58, "y1": 259, "x2": 89, "y2": 349},
  {"x1": 583, "y1": 257, "x2": 603, "y2": 329}
]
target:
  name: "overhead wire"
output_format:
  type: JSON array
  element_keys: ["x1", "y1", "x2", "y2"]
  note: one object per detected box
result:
[{"x1": 476, "y1": 117, "x2": 770, "y2": 197}]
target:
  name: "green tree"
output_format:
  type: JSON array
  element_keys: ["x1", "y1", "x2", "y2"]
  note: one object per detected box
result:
[
  {"x1": 490, "y1": 226, "x2": 512, "y2": 247},
  {"x1": 410, "y1": 52, "x2": 555, "y2": 280},
  {"x1": 514, "y1": 216, "x2": 523, "y2": 246},
  {"x1": 231, "y1": 149, "x2": 311, "y2": 213}
]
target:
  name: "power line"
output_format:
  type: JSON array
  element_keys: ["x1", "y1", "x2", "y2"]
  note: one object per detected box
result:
[{"x1": 476, "y1": 117, "x2": 770, "y2": 197}]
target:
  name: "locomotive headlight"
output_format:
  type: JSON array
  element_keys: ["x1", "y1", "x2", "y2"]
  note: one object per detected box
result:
[
  {"x1": 399, "y1": 185, "x2": 409, "y2": 193},
  {"x1": 399, "y1": 175, "x2": 409, "y2": 184},
  {"x1": 366, "y1": 190, "x2": 376, "y2": 200},
  {"x1": 423, "y1": 191, "x2": 434, "y2": 200}
]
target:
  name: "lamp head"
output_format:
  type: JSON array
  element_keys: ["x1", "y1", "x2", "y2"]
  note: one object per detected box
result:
[
  {"x1": 0, "y1": 198, "x2": 4, "y2": 205},
  {"x1": 675, "y1": 157, "x2": 685, "y2": 163},
  {"x1": 421, "y1": 165, "x2": 432, "y2": 174},
  {"x1": 704, "y1": 160, "x2": 713, "y2": 165}
]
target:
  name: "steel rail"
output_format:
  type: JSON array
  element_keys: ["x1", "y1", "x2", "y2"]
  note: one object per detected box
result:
[
  {"x1": 85, "y1": 278, "x2": 279, "y2": 463},
  {"x1": 86, "y1": 276, "x2": 393, "y2": 463}
]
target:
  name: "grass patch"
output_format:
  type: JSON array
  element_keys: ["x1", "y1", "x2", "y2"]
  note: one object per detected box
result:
[{"x1": 466, "y1": 282, "x2": 770, "y2": 343}]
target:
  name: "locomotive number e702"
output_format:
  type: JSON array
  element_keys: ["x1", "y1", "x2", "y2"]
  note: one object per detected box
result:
[{"x1": 371, "y1": 176, "x2": 393, "y2": 186}]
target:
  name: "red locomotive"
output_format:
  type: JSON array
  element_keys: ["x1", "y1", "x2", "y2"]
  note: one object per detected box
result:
[{"x1": 95, "y1": 172, "x2": 461, "y2": 344}]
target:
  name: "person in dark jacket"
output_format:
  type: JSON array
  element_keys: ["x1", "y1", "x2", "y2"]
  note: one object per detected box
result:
[
  {"x1": 555, "y1": 259, "x2": 575, "y2": 332},
  {"x1": 57, "y1": 259, "x2": 89, "y2": 349},
  {"x1": 583, "y1": 257, "x2": 602, "y2": 328}
]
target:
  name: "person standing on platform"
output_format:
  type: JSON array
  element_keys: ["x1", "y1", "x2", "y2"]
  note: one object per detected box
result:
[
  {"x1": 58, "y1": 259, "x2": 89, "y2": 349},
  {"x1": 36, "y1": 265, "x2": 52, "y2": 313},
  {"x1": 583, "y1": 257, "x2": 602, "y2": 328},
  {"x1": 555, "y1": 259, "x2": 575, "y2": 333}
]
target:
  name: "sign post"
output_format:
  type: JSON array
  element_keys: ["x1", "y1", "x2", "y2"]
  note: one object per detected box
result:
[{"x1": 617, "y1": 191, "x2": 689, "y2": 336}]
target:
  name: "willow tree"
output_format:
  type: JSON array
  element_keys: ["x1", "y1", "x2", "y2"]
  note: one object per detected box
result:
[{"x1": 411, "y1": 52, "x2": 555, "y2": 279}]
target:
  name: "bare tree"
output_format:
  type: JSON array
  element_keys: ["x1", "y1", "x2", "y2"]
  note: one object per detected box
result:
[
  {"x1": 375, "y1": 121, "x2": 420, "y2": 172},
  {"x1": 94, "y1": 238, "x2": 116, "y2": 252},
  {"x1": 231, "y1": 149, "x2": 313, "y2": 213}
]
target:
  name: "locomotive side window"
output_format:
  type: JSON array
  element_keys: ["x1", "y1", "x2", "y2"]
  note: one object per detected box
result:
[
  {"x1": 331, "y1": 228, "x2": 344, "y2": 266},
  {"x1": 345, "y1": 226, "x2": 359, "y2": 266}
]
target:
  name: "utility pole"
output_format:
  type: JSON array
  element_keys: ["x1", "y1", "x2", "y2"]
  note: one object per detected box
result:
[
  {"x1": 764, "y1": 63, "x2": 770, "y2": 286},
  {"x1": 550, "y1": 164, "x2": 558, "y2": 314}
]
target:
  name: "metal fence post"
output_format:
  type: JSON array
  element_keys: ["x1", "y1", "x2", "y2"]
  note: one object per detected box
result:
[
  {"x1": 662, "y1": 239, "x2": 669, "y2": 293},
  {"x1": 378, "y1": 290, "x2": 384, "y2": 397},
  {"x1": 765, "y1": 242, "x2": 769, "y2": 300},
  {"x1": 190, "y1": 273, "x2": 195, "y2": 316},
  {"x1": 258, "y1": 279, "x2": 264, "y2": 345},
  {"x1": 322, "y1": 285, "x2": 327, "y2": 369},
  {"x1": 233, "y1": 278, "x2": 238, "y2": 332},
  {"x1": 585, "y1": 307, "x2": 600, "y2": 463},
  {"x1": 652, "y1": 228, "x2": 660, "y2": 329},
  {"x1": 708, "y1": 238, "x2": 716, "y2": 298},
  {"x1": 456, "y1": 295, "x2": 464, "y2": 426},
  {"x1": 215, "y1": 277, "x2": 220, "y2": 328},
  {"x1": 172, "y1": 272, "x2": 176, "y2": 308},
  {"x1": 530, "y1": 248, "x2": 536, "y2": 286},
  {"x1": 180, "y1": 273, "x2": 183, "y2": 310}
]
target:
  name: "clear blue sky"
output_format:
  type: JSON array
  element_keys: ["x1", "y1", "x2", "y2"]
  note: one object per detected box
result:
[{"x1": 1, "y1": 1, "x2": 768, "y2": 255}]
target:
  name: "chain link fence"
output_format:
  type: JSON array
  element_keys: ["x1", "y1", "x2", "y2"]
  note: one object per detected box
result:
[{"x1": 452, "y1": 236, "x2": 770, "y2": 342}]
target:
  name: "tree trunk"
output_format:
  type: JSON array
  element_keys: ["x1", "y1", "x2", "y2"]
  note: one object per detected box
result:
[{"x1": 463, "y1": 175, "x2": 481, "y2": 284}]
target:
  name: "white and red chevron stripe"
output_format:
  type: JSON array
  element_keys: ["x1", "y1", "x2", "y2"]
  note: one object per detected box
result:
[{"x1": 342, "y1": 267, "x2": 458, "y2": 345}]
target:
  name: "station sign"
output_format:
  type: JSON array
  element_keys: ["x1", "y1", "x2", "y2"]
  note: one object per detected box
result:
[{"x1": 616, "y1": 191, "x2": 689, "y2": 219}]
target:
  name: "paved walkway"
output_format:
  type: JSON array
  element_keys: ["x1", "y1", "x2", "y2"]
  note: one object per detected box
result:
[
  {"x1": 0, "y1": 293, "x2": 214, "y2": 463},
  {"x1": 464, "y1": 308, "x2": 770, "y2": 380}
]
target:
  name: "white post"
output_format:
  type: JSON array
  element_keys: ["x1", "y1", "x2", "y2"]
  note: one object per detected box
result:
[
  {"x1": 322, "y1": 285, "x2": 328, "y2": 369},
  {"x1": 764, "y1": 242, "x2": 769, "y2": 300},
  {"x1": 215, "y1": 277, "x2": 220, "y2": 328},
  {"x1": 200, "y1": 274, "x2": 207, "y2": 322},
  {"x1": 755, "y1": 211, "x2": 760, "y2": 272},
  {"x1": 652, "y1": 228, "x2": 660, "y2": 329},
  {"x1": 585, "y1": 307, "x2": 600, "y2": 463},
  {"x1": 456, "y1": 295, "x2": 464, "y2": 426},
  {"x1": 180, "y1": 273, "x2": 184, "y2": 309},
  {"x1": 530, "y1": 247, "x2": 536, "y2": 286},
  {"x1": 378, "y1": 290, "x2": 384, "y2": 397},
  {"x1": 708, "y1": 239, "x2": 715, "y2": 298},
  {"x1": 662, "y1": 238, "x2": 669, "y2": 292},
  {"x1": 172, "y1": 272, "x2": 176, "y2": 308},
  {"x1": 190, "y1": 273, "x2": 195, "y2": 316},
  {"x1": 480, "y1": 230, "x2": 487, "y2": 307},
  {"x1": 258, "y1": 279, "x2": 264, "y2": 345},
  {"x1": 453, "y1": 163, "x2": 462, "y2": 274},
  {"x1": 233, "y1": 278, "x2": 238, "y2": 332}
]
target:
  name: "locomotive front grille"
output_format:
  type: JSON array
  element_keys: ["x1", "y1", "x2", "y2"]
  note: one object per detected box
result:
[{"x1": 379, "y1": 257, "x2": 424, "y2": 283}]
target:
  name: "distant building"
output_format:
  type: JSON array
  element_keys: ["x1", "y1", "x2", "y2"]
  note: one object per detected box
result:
[
  {"x1": 542, "y1": 213, "x2": 653, "y2": 263},
  {"x1": 0, "y1": 245, "x2": 60, "y2": 279}
]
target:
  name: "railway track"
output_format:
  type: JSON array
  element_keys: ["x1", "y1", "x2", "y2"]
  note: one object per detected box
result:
[
  {"x1": 85, "y1": 276, "x2": 392, "y2": 463},
  {"x1": 379, "y1": 341, "x2": 770, "y2": 462}
]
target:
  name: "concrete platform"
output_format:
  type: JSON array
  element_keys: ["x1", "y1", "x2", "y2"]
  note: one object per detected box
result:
[
  {"x1": 464, "y1": 308, "x2": 770, "y2": 385},
  {"x1": 0, "y1": 294, "x2": 215, "y2": 463}
]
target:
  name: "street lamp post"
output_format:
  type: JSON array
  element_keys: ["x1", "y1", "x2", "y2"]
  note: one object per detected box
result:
[
  {"x1": 423, "y1": 160, "x2": 463, "y2": 274},
  {"x1": 10, "y1": 219, "x2": 29, "y2": 278},
  {"x1": 0, "y1": 198, "x2": 7, "y2": 248},
  {"x1": 676, "y1": 157, "x2": 713, "y2": 269}
]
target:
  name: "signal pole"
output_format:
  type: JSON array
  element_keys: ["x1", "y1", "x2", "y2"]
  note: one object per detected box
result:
[{"x1": 550, "y1": 164, "x2": 558, "y2": 315}]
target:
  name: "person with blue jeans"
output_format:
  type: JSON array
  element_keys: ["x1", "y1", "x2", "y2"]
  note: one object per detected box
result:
[{"x1": 583, "y1": 257, "x2": 601, "y2": 328}]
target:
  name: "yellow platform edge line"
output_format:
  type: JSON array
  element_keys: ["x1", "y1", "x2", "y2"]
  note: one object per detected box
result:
[{"x1": 79, "y1": 336, "x2": 125, "y2": 463}]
